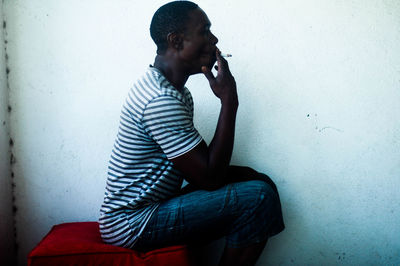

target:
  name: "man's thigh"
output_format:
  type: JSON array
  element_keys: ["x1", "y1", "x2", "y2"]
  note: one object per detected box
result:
[
  {"x1": 134, "y1": 180, "x2": 273, "y2": 250},
  {"x1": 134, "y1": 184, "x2": 235, "y2": 250}
]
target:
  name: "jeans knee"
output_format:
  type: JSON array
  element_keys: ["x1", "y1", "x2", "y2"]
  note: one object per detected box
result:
[
  {"x1": 257, "y1": 173, "x2": 278, "y2": 194},
  {"x1": 246, "y1": 180, "x2": 282, "y2": 220},
  {"x1": 232, "y1": 180, "x2": 282, "y2": 215},
  {"x1": 235, "y1": 180, "x2": 281, "y2": 223},
  {"x1": 258, "y1": 181, "x2": 279, "y2": 206},
  {"x1": 235, "y1": 180, "x2": 276, "y2": 208}
]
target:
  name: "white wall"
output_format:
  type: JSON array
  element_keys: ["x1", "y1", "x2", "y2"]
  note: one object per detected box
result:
[
  {"x1": 0, "y1": 2, "x2": 16, "y2": 265},
  {"x1": 3, "y1": 0, "x2": 400, "y2": 265}
]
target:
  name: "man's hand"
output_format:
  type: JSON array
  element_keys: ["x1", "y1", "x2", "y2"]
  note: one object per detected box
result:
[{"x1": 202, "y1": 50, "x2": 238, "y2": 108}]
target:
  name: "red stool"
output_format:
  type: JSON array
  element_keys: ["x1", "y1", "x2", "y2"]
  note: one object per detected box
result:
[{"x1": 28, "y1": 222, "x2": 195, "y2": 266}]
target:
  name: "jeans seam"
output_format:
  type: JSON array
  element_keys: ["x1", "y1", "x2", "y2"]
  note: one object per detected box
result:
[{"x1": 223, "y1": 184, "x2": 233, "y2": 212}]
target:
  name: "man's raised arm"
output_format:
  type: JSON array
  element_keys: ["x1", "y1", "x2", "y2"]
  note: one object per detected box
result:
[{"x1": 171, "y1": 51, "x2": 238, "y2": 190}]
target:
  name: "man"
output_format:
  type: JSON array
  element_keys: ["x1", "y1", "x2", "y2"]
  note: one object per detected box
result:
[{"x1": 99, "y1": 1, "x2": 284, "y2": 265}]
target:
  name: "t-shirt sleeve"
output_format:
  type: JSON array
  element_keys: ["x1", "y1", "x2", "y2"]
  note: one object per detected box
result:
[{"x1": 142, "y1": 95, "x2": 203, "y2": 159}]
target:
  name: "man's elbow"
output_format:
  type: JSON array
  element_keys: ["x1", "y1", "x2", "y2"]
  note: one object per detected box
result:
[
  {"x1": 201, "y1": 182, "x2": 223, "y2": 191},
  {"x1": 198, "y1": 170, "x2": 226, "y2": 191}
]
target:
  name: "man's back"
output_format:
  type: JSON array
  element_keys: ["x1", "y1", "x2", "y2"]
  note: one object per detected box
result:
[{"x1": 99, "y1": 66, "x2": 202, "y2": 248}]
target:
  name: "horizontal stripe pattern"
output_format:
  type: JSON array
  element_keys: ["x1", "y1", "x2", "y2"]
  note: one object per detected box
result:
[{"x1": 99, "y1": 67, "x2": 202, "y2": 248}]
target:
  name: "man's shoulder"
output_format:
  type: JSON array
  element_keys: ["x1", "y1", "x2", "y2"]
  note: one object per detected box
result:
[
  {"x1": 136, "y1": 67, "x2": 190, "y2": 103},
  {"x1": 132, "y1": 67, "x2": 163, "y2": 96}
]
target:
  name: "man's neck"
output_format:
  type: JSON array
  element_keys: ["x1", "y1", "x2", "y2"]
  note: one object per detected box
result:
[{"x1": 153, "y1": 54, "x2": 189, "y2": 91}]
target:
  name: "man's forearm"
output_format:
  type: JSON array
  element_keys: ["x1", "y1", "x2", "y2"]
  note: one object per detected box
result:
[{"x1": 207, "y1": 100, "x2": 238, "y2": 186}]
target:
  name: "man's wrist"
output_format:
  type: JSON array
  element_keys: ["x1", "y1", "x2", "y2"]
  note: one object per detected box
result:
[{"x1": 220, "y1": 91, "x2": 238, "y2": 106}]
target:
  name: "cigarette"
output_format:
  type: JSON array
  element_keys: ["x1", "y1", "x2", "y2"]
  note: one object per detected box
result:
[{"x1": 220, "y1": 53, "x2": 232, "y2": 58}]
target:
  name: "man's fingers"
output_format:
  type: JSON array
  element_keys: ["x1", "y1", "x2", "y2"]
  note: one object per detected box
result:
[
  {"x1": 215, "y1": 49, "x2": 228, "y2": 74},
  {"x1": 216, "y1": 50, "x2": 222, "y2": 73},
  {"x1": 202, "y1": 66, "x2": 215, "y2": 82}
]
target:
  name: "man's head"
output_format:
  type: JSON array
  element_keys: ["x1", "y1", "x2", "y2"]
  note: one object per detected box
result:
[
  {"x1": 150, "y1": 1, "x2": 199, "y2": 55},
  {"x1": 150, "y1": 1, "x2": 219, "y2": 74}
]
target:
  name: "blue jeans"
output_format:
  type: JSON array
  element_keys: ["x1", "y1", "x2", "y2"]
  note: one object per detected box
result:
[{"x1": 133, "y1": 172, "x2": 284, "y2": 250}]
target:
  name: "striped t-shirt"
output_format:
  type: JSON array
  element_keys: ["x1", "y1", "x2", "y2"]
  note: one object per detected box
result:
[{"x1": 99, "y1": 66, "x2": 203, "y2": 248}]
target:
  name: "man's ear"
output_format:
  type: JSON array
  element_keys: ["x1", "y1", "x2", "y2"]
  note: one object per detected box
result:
[{"x1": 167, "y1": 32, "x2": 184, "y2": 50}]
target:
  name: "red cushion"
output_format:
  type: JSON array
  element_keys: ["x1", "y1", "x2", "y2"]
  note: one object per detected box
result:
[{"x1": 28, "y1": 222, "x2": 194, "y2": 266}]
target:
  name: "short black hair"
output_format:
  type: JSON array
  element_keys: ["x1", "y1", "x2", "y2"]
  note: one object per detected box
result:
[{"x1": 150, "y1": 1, "x2": 199, "y2": 55}]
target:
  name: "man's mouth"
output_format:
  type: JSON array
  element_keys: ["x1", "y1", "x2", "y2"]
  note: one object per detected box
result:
[{"x1": 201, "y1": 47, "x2": 217, "y2": 58}]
